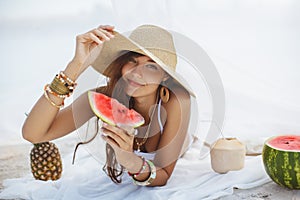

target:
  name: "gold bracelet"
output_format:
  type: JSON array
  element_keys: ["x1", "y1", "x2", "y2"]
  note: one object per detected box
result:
[
  {"x1": 50, "y1": 76, "x2": 70, "y2": 95},
  {"x1": 45, "y1": 84, "x2": 70, "y2": 99},
  {"x1": 43, "y1": 88, "x2": 64, "y2": 109}
]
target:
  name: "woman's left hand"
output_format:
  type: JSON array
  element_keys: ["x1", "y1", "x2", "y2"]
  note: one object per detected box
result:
[{"x1": 101, "y1": 123, "x2": 136, "y2": 166}]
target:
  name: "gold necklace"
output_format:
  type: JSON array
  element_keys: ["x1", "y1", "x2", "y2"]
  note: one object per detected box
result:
[{"x1": 135, "y1": 95, "x2": 159, "y2": 152}]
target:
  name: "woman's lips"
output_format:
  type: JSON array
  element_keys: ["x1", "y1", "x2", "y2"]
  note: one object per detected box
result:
[{"x1": 127, "y1": 79, "x2": 145, "y2": 87}]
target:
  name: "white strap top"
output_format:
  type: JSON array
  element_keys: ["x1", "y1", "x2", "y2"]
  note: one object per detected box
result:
[
  {"x1": 157, "y1": 99, "x2": 164, "y2": 133},
  {"x1": 134, "y1": 151, "x2": 156, "y2": 160},
  {"x1": 134, "y1": 99, "x2": 163, "y2": 160}
]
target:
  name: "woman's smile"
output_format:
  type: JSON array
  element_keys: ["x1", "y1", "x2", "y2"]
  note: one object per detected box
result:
[{"x1": 127, "y1": 78, "x2": 145, "y2": 88}]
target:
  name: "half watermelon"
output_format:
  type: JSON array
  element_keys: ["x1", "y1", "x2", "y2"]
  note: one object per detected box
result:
[
  {"x1": 262, "y1": 135, "x2": 300, "y2": 189},
  {"x1": 88, "y1": 91, "x2": 145, "y2": 128}
]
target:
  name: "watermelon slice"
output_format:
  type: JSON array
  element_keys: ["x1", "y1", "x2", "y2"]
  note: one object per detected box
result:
[
  {"x1": 88, "y1": 91, "x2": 144, "y2": 128},
  {"x1": 262, "y1": 135, "x2": 300, "y2": 189}
]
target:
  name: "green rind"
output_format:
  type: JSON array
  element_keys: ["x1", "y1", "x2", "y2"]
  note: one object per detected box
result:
[
  {"x1": 88, "y1": 91, "x2": 116, "y2": 126},
  {"x1": 87, "y1": 91, "x2": 144, "y2": 128},
  {"x1": 262, "y1": 136, "x2": 300, "y2": 190}
]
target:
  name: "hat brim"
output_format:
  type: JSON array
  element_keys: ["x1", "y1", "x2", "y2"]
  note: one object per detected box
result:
[{"x1": 91, "y1": 31, "x2": 195, "y2": 97}]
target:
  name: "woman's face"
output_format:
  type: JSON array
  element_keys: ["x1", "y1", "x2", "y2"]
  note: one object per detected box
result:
[{"x1": 121, "y1": 55, "x2": 167, "y2": 97}]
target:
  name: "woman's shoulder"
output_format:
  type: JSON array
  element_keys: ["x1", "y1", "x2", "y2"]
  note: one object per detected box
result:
[{"x1": 163, "y1": 85, "x2": 191, "y2": 112}]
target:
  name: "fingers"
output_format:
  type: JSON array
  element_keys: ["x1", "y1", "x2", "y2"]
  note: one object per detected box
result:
[
  {"x1": 118, "y1": 124, "x2": 137, "y2": 136},
  {"x1": 86, "y1": 28, "x2": 112, "y2": 43},
  {"x1": 101, "y1": 134, "x2": 119, "y2": 149},
  {"x1": 86, "y1": 32, "x2": 102, "y2": 45},
  {"x1": 102, "y1": 123, "x2": 134, "y2": 141},
  {"x1": 102, "y1": 125, "x2": 125, "y2": 145},
  {"x1": 101, "y1": 123, "x2": 134, "y2": 150},
  {"x1": 70, "y1": 25, "x2": 116, "y2": 71},
  {"x1": 77, "y1": 25, "x2": 115, "y2": 45},
  {"x1": 92, "y1": 28, "x2": 114, "y2": 40},
  {"x1": 95, "y1": 25, "x2": 115, "y2": 39},
  {"x1": 98, "y1": 25, "x2": 115, "y2": 32}
]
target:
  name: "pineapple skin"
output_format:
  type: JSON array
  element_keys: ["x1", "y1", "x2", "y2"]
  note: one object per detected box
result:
[{"x1": 30, "y1": 142, "x2": 62, "y2": 181}]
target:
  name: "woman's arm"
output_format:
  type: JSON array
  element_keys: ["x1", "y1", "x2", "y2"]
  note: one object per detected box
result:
[
  {"x1": 148, "y1": 87, "x2": 191, "y2": 186},
  {"x1": 22, "y1": 90, "x2": 95, "y2": 143},
  {"x1": 22, "y1": 25, "x2": 115, "y2": 143}
]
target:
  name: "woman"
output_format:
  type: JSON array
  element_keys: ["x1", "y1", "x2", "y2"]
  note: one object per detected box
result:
[{"x1": 22, "y1": 24, "x2": 194, "y2": 186}]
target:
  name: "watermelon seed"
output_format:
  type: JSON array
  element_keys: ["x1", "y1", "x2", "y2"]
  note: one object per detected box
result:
[{"x1": 117, "y1": 109, "x2": 126, "y2": 113}]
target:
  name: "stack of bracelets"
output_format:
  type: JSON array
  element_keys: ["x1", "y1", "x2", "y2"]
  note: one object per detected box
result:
[
  {"x1": 127, "y1": 156, "x2": 157, "y2": 186},
  {"x1": 44, "y1": 71, "x2": 77, "y2": 109}
]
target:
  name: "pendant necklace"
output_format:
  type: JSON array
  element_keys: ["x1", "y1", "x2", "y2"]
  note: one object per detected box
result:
[{"x1": 135, "y1": 94, "x2": 159, "y2": 152}]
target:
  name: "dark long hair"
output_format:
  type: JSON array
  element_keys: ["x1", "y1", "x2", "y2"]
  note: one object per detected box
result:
[
  {"x1": 73, "y1": 51, "x2": 139, "y2": 184},
  {"x1": 73, "y1": 51, "x2": 184, "y2": 183}
]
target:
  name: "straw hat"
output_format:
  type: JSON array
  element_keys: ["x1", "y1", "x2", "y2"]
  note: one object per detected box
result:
[{"x1": 91, "y1": 24, "x2": 195, "y2": 97}]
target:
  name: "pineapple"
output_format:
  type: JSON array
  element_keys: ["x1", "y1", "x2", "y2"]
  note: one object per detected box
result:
[{"x1": 30, "y1": 142, "x2": 62, "y2": 181}]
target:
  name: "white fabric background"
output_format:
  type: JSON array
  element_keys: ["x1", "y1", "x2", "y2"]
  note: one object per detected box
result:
[
  {"x1": 0, "y1": 0, "x2": 299, "y2": 145},
  {"x1": 0, "y1": 142, "x2": 271, "y2": 200}
]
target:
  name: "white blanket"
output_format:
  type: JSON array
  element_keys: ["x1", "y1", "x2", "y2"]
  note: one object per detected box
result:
[{"x1": 0, "y1": 142, "x2": 270, "y2": 200}]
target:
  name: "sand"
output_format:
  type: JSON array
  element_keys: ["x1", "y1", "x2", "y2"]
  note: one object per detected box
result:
[{"x1": 0, "y1": 142, "x2": 299, "y2": 200}]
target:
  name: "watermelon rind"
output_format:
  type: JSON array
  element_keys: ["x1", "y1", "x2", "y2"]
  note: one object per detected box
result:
[
  {"x1": 87, "y1": 91, "x2": 144, "y2": 128},
  {"x1": 262, "y1": 135, "x2": 300, "y2": 190},
  {"x1": 88, "y1": 91, "x2": 115, "y2": 126}
]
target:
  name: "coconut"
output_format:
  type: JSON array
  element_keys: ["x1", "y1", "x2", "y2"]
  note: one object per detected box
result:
[{"x1": 210, "y1": 138, "x2": 246, "y2": 174}]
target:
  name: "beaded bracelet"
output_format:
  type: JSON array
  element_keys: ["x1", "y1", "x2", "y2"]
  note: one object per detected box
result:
[
  {"x1": 132, "y1": 160, "x2": 156, "y2": 186},
  {"x1": 59, "y1": 71, "x2": 77, "y2": 87},
  {"x1": 128, "y1": 156, "x2": 147, "y2": 177},
  {"x1": 55, "y1": 75, "x2": 75, "y2": 92},
  {"x1": 54, "y1": 73, "x2": 76, "y2": 91},
  {"x1": 43, "y1": 89, "x2": 64, "y2": 109},
  {"x1": 48, "y1": 71, "x2": 77, "y2": 97}
]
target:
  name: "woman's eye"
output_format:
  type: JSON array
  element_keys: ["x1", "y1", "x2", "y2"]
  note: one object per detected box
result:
[{"x1": 145, "y1": 64, "x2": 158, "y2": 70}]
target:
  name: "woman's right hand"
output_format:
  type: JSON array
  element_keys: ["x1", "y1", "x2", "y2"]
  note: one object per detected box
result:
[
  {"x1": 65, "y1": 25, "x2": 115, "y2": 80},
  {"x1": 22, "y1": 26, "x2": 115, "y2": 143}
]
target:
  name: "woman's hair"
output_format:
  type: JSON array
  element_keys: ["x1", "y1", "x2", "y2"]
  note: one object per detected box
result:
[
  {"x1": 99, "y1": 51, "x2": 137, "y2": 183},
  {"x1": 73, "y1": 51, "x2": 184, "y2": 184}
]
